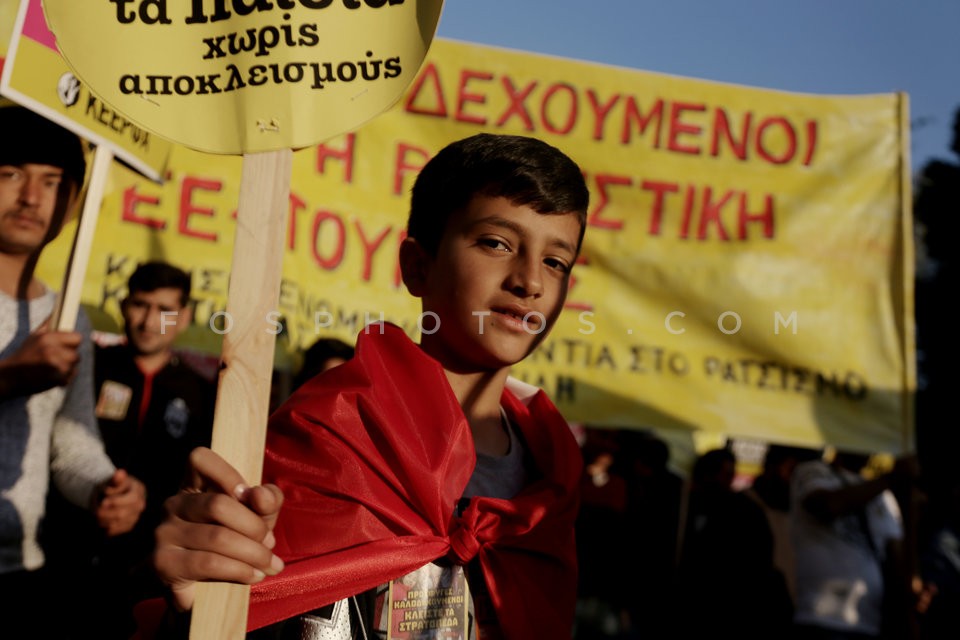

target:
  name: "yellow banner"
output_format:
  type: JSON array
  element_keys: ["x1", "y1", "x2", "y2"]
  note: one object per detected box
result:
[
  {"x1": 42, "y1": 0, "x2": 444, "y2": 155},
  {"x1": 0, "y1": 0, "x2": 170, "y2": 180},
  {"x1": 33, "y1": 38, "x2": 913, "y2": 453}
]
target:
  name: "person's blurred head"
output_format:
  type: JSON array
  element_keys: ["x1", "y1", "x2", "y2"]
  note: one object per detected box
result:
[
  {"x1": 0, "y1": 105, "x2": 87, "y2": 257},
  {"x1": 0, "y1": 105, "x2": 87, "y2": 189},
  {"x1": 762, "y1": 444, "x2": 818, "y2": 482},
  {"x1": 579, "y1": 429, "x2": 620, "y2": 483},
  {"x1": 293, "y1": 337, "x2": 355, "y2": 390},
  {"x1": 832, "y1": 449, "x2": 872, "y2": 473},
  {"x1": 619, "y1": 430, "x2": 670, "y2": 478},
  {"x1": 692, "y1": 448, "x2": 736, "y2": 493},
  {"x1": 121, "y1": 261, "x2": 192, "y2": 359}
]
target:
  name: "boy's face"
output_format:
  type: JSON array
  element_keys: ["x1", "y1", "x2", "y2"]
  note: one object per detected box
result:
[
  {"x1": 122, "y1": 287, "x2": 190, "y2": 357},
  {"x1": 0, "y1": 163, "x2": 74, "y2": 255},
  {"x1": 405, "y1": 195, "x2": 582, "y2": 372}
]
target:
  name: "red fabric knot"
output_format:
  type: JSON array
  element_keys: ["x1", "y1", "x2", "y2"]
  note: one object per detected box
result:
[{"x1": 447, "y1": 522, "x2": 481, "y2": 565}]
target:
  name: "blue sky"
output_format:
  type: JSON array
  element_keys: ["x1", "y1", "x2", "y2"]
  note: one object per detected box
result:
[{"x1": 435, "y1": 0, "x2": 960, "y2": 177}]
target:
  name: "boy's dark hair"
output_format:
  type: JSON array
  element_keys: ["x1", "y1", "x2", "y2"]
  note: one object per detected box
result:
[
  {"x1": 0, "y1": 104, "x2": 87, "y2": 188},
  {"x1": 127, "y1": 261, "x2": 192, "y2": 307},
  {"x1": 408, "y1": 133, "x2": 589, "y2": 256}
]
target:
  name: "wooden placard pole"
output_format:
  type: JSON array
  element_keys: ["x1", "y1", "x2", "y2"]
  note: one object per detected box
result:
[
  {"x1": 189, "y1": 148, "x2": 293, "y2": 640},
  {"x1": 50, "y1": 144, "x2": 114, "y2": 331}
]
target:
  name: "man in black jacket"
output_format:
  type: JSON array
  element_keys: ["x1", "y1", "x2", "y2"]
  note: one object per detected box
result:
[{"x1": 45, "y1": 260, "x2": 215, "y2": 640}]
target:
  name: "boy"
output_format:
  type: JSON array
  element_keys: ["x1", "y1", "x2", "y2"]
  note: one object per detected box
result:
[{"x1": 150, "y1": 133, "x2": 590, "y2": 639}]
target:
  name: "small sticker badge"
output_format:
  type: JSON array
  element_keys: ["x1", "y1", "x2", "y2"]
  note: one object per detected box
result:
[{"x1": 95, "y1": 380, "x2": 133, "y2": 420}]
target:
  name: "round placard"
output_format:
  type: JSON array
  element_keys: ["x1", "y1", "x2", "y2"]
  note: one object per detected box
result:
[{"x1": 43, "y1": 0, "x2": 444, "y2": 155}]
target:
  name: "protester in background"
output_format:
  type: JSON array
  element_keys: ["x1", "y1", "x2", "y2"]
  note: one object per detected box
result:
[
  {"x1": 745, "y1": 443, "x2": 821, "y2": 610},
  {"x1": 619, "y1": 429, "x2": 683, "y2": 640},
  {"x1": 45, "y1": 260, "x2": 215, "y2": 639},
  {"x1": 676, "y1": 447, "x2": 793, "y2": 640},
  {"x1": 791, "y1": 450, "x2": 920, "y2": 640},
  {"x1": 0, "y1": 104, "x2": 146, "y2": 636},
  {"x1": 574, "y1": 428, "x2": 631, "y2": 640}
]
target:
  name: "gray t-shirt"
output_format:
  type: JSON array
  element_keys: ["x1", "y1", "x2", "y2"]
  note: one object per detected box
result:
[{"x1": 462, "y1": 408, "x2": 527, "y2": 500}]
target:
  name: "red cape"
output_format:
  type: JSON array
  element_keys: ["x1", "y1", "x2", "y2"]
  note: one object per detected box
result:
[{"x1": 249, "y1": 323, "x2": 582, "y2": 639}]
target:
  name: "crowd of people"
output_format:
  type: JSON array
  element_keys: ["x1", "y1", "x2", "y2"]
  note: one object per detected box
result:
[
  {"x1": 1, "y1": 101, "x2": 957, "y2": 640},
  {"x1": 573, "y1": 430, "x2": 960, "y2": 640}
]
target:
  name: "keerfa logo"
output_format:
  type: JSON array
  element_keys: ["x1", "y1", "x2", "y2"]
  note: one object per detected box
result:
[{"x1": 57, "y1": 73, "x2": 81, "y2": 107}]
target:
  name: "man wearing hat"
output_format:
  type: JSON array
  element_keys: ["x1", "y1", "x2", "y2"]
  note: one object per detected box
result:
[{"x1": 0, "y1": 104, "x2": 145, "y2": 633}]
